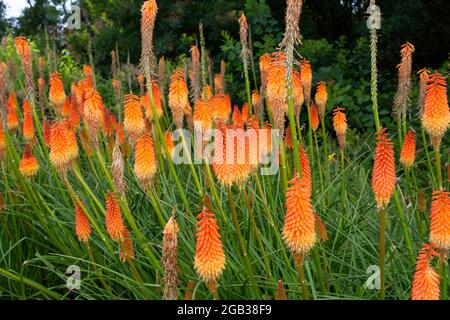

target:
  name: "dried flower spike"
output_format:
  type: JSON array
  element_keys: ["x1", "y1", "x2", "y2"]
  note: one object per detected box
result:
[{"x1": 163, "y1": 216, "x2": 179, "y2": 300}]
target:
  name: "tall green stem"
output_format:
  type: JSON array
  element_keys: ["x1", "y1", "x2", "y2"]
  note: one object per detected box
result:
[
  {"x1": 227, "y1": 187, "x2": 261, "y2": 299},
  {"x1": 379, "y1": 207, "x2": 386, "y2": 300}
]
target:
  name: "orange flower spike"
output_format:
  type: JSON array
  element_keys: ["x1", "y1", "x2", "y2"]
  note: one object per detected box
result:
[
  {"x1": 124, "y1": 94, "x2": 145, "y2": 139},
  {"x1": 22, "y1": 99, "x2": 32, "y2": 114},
  {"x1": 49, "y1": 72, "x2": 66, "y2": 107},
  {"x1": 69, "y1": 98, "x2": 81, "y2": 129},
  {"x1": 134, "y1": 132, "x2": 157, "y2": 184},
  {"x1": 120, "y1": 228, "x2": 136, "y2": 262},
  {"x1": 232, "y1": 106, "x2": 243, "y2": 128},
  {"x1": 214, "y1": 74, "x2": 223, "y2": 94},
  {"x1": 83, "y1": 89, "x2": 105, "y2": 127},
  {"x1": 22, "y1": 112, "x2": 35, "y2": 142},
  {"x1": 300, "y1": 59, "x2": 312, "y2": 104},
  {"x1": 21, "y1": 99, "x2": 35, "y2": 141},
  {"x1": 429, "y1": 190, "x2": 450, "y2": 250},
  {"x1": 76, "y1": 79, "x2": 85, "y2": 107},
  {"x1": 275, "y1": 280, "x2": 287, "y2": 300},
  {"x1": 332, "y1": 108, "x2": 347, "y2": 137},
  {"x1": 38, "y1": 77, "x2": 45, "y2": 94},
  {"x1": 194, "y1": 207, "x2": 226, "y2": 287},
  {"x1": 61, "y1": 97, "x2": 72, "y2": 118},
  {"x1": 241, "y1": 103, "x2": 249, "y2": 124},
  {"x1": 315, "y1": 81, "x2": 327, "y2": 120},
  {"x1": 251, "y1": 90, "x2": 260, "y2": 109},
  {"x1": 168, "y1": 68, "x2": 189, "y2": 128},
  {"x1": 292, "y1": 71, "x2": 304, "y2": 115},
  {"x1": 19, "y1": 144, "x2": 39, "y2": 177},
  {"x1": 49, "y1": 122, "x2": 71, "y2": 171},
  {"x1": 64, "y1": 119, "x2": 79, "y2": 162},
  {"x1": 266, "y1": 53, "x2": 287, "y2": 104},
  {"x1": 71, "y1": 82, "x2": 77, "y2": 97},
  {"x1": 116, "y1": 123, "x2": 126, "y2": 145},
  {"x1": 332, "y1": 107, "x2": 347, "y2": 149},
  {"x1": 212, "y1": 123, "x2": 253, "y2": 186},
  {"x1": 6, "y1": 93, "x2": 19, "y2": 130},
  {"x1": 399, "y1": 129, "x2": 416, "y2": 167},
  {"x1": 0, "y1": 122, "x2": 5, "y2": 154},
  {"x1": 163, "y1": 131, "x2": 175, "y2": 159},
  {"x1": 202, "y1": 84, "x2": 213, "y2": 101},
  {"x1": 193, "y1": 99, "x2": 212, "y2": 131},
  {"x1": 310, "y1": 103, "x2": 320, "y2": 131},
  {"x1": 372, "y1": 129, "x2": 396, "y2": 208},
  {"x1": 42, "y1": 120, "x2": 51, "y2": 147},
  {"x1": 422, "y1": 72, "x2": 450, "y2": 149},
  {"x1": 411, "y1": 243, "x2": 440, "y2": 300},
  {"x1": 75, "y1": 202, "x2": 91, "y2": 242},
  {"x1": 208, "y1": 94, "x2": 220, "y2": 120},
  {"x1": 102, "y1": 108, "x2": 115, "y2": 137},
  {"x1": 105, "y1": 192, "x2": 125, "y2": 241},
  {"x1": 259, "y1": 53, "x2": 271, "y2": 79},
  {"x1": 83, "y1": 65, "x2": 93, "y2": 77},
  {"x1": 283, "y1": 175, "x2": 316, "y2": 255},
  {"x1": 214, "y1": 94, "x2": 232, "y2": 122},
  {"x1": 299, "y1": 145, "x2": 312, "y2": 196},
  {"x1": 14, "y1": 36, "x2": 30, "y2": 58},
  {"x1": 141, "y1": 83, "x2": 164, "y2": 120}
]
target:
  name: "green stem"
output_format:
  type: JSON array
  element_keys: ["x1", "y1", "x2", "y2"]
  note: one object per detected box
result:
[
  {"x1": 227, "y1": 187, "x2": 261, "y2": 299},
  {"x1": 421, "y1": 126, "x2": 437, "y2": 187},
  {"x1": 294, "y1": 253, "x2": 309, "y2": 300},
  {"x1": 436, "y1": 147, "x2": 443, "y2": 189},
  {"x1": 379, "y1": 207, "x2": 386, "y2": 300},
  {"x1": 320, "y1": 118, "x2": 330, "y2": 205},
  {"x1": 314, "y1": 130, "x2": 326, "y2": 208},
  {"x1": 393, "y1": 189, "x2": 416, "y2": 264},
  {"x1": 241, "y1": 187, "x2": 272, "y2": 280}
]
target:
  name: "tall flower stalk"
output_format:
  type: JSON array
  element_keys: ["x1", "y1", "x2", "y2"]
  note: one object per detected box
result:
[{"x1": 239, "y1": 13, "x2": 253, "y2": 115}]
